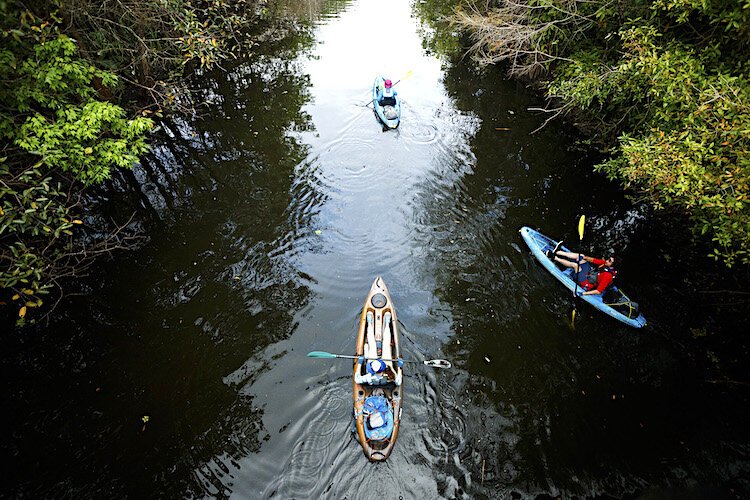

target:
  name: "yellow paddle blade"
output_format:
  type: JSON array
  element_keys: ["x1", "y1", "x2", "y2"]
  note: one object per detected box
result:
[
  {"x1": 577, "y1": 215, "x2": 586, "y2": 241},
  {"x1": 402, "y1": 69, "x2": 414, "y2": 80}
]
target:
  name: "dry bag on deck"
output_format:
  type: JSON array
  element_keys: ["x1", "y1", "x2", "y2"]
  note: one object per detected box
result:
[{"x1": 363, "y1": 395, "x2": 394, "y2": 440}]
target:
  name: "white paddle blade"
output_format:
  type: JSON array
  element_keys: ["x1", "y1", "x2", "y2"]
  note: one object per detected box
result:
[{"x1": 423, "y1": 359, "x2": 452, "y2": 369}]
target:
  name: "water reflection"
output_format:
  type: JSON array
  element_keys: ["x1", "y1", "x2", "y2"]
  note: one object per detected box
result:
[{"x1": 185, "y1": 0, "x2": 481, "y2": 497}]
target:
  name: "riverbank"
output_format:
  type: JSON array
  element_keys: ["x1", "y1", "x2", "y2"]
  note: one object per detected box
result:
[
  {"x1": 418, "y1": 0, "x2": 750, "y2": 268},
  {"x1": 0, "y1": 1, "x2": 311, "y2": 326}
]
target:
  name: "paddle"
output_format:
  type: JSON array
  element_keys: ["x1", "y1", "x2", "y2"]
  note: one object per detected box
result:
[
  {"x1": 307, "y1": 350, "x2": 452, "y2": 369},
  {"x1": 363, "y1": 70, "x2": 413, "y2": 107},
  {"x1": 571, "y1": 215, "x2": 586, "y2": 325}
]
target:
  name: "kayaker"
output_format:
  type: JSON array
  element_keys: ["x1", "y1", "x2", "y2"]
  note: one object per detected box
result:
[
  {"x1": 550, "y1": 246, "x2": 617, "y2": 295},
  {"x1": 377, "y1": 79, "x2": 398, "y2": 106},
  {"x1": 355, "y1": 359, "x2": 394, "y2": 385}
]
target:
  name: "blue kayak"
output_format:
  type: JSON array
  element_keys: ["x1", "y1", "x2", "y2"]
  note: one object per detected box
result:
[
  {"x1": 520, "y1": 226, "x2": 647, "y2": 329},
  {"x1": 372, "y1": 76, "x2": 401, "y2": 129}
]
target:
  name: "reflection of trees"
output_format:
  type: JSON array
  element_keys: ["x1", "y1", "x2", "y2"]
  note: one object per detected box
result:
[
  {"x1": 117, "y1": 30, "x2": 316, "y2": 215},
  {"x1": 409, "y1": 45, "x2": 750, "y2": 497},
  {"x1": 279, "y1": 0, "x2": 354, "y2": 20},
  {"x1": 411, "y1": 60, "x2": 579, "y2": 355},
  {"x1": 401, "y1": 61, "x2": 533, "y2": 495},
  {"x1": 111, "y1": 49, "x2": 318, "y2": 497},
  {"x1": 404, "y1": 24, "x2": 657, "y2": 493},
  {"x1": 413, "y1": 0, "x2": 464, "y2": 59}
]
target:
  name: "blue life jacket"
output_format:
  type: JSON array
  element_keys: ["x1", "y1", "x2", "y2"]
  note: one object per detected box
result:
[{"x1": 378, "y1": 85, "x2": 397, "y2": 106}]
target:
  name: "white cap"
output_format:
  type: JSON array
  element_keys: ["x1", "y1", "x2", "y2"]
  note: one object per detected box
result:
[{"x1": 367, "y1": 359, "x2": 385, "y2": 374}]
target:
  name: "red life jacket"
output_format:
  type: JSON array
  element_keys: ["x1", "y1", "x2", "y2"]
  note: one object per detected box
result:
[{"x1": 582, "y1": 265, "x2": 616, "y2": 291}]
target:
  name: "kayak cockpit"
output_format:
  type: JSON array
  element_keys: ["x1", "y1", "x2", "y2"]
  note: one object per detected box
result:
[
  {"x1": 380, "y1": 96, "x2": 397, "y2": 107},
  {"x1": 355, "y1": 384, "x2": 401, "y2": 460},
  {"x1": 602, "y1": 286, "x2": 641, "y2": 319}
]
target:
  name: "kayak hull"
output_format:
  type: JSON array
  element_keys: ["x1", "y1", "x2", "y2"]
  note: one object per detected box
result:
[
  {"x1": 520, "y1": 226, "x2": 647, "y2": 328},
  {"x1": 372, "y1": 76, "x2": 401, "y2": 129},
  {"x1": 352, "y1": 277, "x2": 403, "y2": 461}
]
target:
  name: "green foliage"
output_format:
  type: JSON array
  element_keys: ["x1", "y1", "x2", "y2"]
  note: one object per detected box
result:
[
  {"x1": 1, "y1": 7, "x2": 153, "y2": 324},
  {"x1": 0, "y1": 160, "x2": 73, "y2": 304},
  {"x1": 445, "y1": 0, "x2": 750, "y2": 266},
  {"x1": 652, "y1": 0, "x2": 750, "y2": 39},
  {"x1": 16, "y1": 99, "x2": 151, "y2": 184},
  {"x1": 0, "y1": 161, "x2": 76, "y2": 241},
  {"x1": 1, "y1": 0, "x2": 296, "y2": 325},
  {"x1": 552, "y1": 23, "x2": 750, "y2": 266}
]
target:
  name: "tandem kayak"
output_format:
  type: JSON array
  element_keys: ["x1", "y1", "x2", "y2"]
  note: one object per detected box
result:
[
  {"x1": 520, "y1": 226, "x2": 647, "y2": 329},
  {"x1": 352, "y1": 277, "x2": 403, "y2": 461},
  {"x1": 372, "y1": 76, "x2": 401, "y2": 129}
]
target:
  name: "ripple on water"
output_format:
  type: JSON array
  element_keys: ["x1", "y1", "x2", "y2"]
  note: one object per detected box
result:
[
  {"x1": 194, "y1": 454, "x2": 235, "y2": 497},
  {"x1": 435, "y1": 379, "x2": 469, "y2": 455},
  {"x1": 402, "y1": 120, "x2": 440, "y2": 146},
  {"x1": 259, "y1": 379, "x2": 353, "y2": 498}
]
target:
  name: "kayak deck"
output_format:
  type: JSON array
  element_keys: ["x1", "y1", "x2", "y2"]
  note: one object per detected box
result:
[{"x1": 519, "y1": 226, "x2": 647, "y2": 328}]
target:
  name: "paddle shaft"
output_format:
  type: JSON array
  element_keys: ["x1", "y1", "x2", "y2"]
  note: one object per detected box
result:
[
  {"x1": 570, "y1": 216, "x2": 586, "y2": 326},
  {"x1": 318, "y1": 353, "x2": 410, "y2": 364},
  {"x1": 307, "y1": 350, "x2": 451, "y2": 368}
]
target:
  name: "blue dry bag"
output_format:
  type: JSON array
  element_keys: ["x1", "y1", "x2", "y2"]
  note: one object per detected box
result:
[{"x1": 363, "y1": 395, "x2": 394, "y2": 440}]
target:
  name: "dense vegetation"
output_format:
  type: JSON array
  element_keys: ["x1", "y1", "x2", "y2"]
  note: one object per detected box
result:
[
  {"x1": 0, "y1": 0, "x2": 289, "y2": 325},
  {"x1": 427, "y1": 0, "x2": 750, "y2": 267}
]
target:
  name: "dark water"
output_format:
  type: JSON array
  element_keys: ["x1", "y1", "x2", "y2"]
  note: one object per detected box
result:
[{"x1": 4, "y1": 0, "x2": 749, "y2": 498}]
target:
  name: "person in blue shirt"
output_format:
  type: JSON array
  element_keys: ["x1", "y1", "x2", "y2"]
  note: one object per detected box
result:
[
  {"x1": 377, "y1": 79, "x2": 397, "y2": 106},
  {"x1": 355, "y1": 359, "x2": 394, "y2": 385}
]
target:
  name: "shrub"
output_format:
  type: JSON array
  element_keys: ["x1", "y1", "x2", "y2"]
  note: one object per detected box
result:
[{"x1": 0, "y1": 8, "x2": 152, "y2": 325}]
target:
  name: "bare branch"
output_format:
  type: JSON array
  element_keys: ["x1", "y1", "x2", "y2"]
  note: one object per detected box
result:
[{"x1": 452, "y1": 0, "x2": 597, "y2": 78}]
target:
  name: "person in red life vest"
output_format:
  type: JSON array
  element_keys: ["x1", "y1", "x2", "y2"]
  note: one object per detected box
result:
[{"x1": 550, "y1": 246, "x2": 617, "y2": 295}]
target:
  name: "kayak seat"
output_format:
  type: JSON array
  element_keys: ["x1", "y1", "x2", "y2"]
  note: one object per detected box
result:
[{"x1": 379, "y1": 96, "x2": 397, "y2": 106}]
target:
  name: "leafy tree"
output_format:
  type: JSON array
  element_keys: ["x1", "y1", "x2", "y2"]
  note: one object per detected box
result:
[
  {"x1": 1, "y1": 7, "x2": 153, "y2": 324},
  {"x1": 554, "y1": 26, "x2": 750, "y2": 266},
  {"x1": 2, "y1": 0, "x2": 293, "y2": 325}
]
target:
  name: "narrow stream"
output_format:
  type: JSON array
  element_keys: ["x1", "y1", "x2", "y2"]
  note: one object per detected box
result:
[{"x1": 3, "y1": 0, "x2": 748, "y2": 498}]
